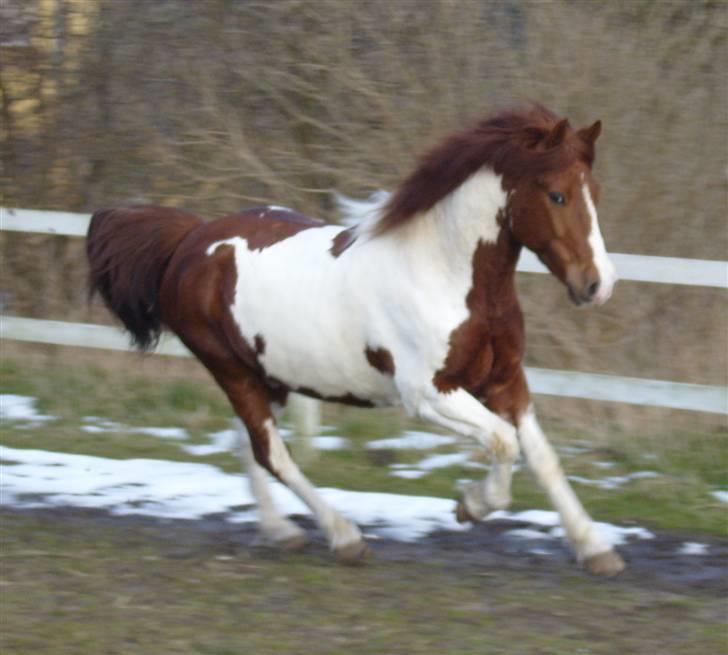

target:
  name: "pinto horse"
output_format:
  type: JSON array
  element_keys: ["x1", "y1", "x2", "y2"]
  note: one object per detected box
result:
[{"x1": 87, "y1": 106, "x2": 624, "y2": 576}]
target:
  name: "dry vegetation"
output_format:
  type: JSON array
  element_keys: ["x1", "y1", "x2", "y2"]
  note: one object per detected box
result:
[{"x1": 1, "y1": 0, "x2": 726, "y2": 437}]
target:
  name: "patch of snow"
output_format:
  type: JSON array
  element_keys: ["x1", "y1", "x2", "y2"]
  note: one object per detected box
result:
[
  {"x1": 310, "y1": 436, "x2": 350, "y2": 451},
  {"x1": 80, "y1": 416, "x2": 187, "y2": 440},
  {"x1": 0, "y1": 446, "x2": 245, "y2": 519},
  {"x1": 593, "y1": 461, "x2": 616, "y2": 469},
  {"x1": 182, "y1": 428, "x2": 345, "y2": 457},
  {"x1": 135, "y1": 427, "x2": 188, "y2": 440},
  {"x1": 389, "y1": 469, "x2": 428, "y2": 480},
  {"x1": 462, "y1": 461, "x2": 490, "y2": 471},
  {"x1": 387, "y1": 452, "x2": 474, "y2": 480},
  {"x1": 416, "y1": 453, "x2": 470, "y2": 470},
  {"x1": 489, "y1": 509, "x2": 562, "y2": 528},
  {"x1": 0, "y1": 446, "x2": 656, "y2": 547},
  {"x1": 489, "y1": 509, "x2": 654, "y2": 546},
  {"x1": 677, "y1": 542, "x2": 709, "y2": 556},
  {"x1": 367, "y1": 431, "x2": 457, "y2": 450},
  {"x1": 0, "y1": 445, "x2": 465, "y2": 541},
  {"x1": 549, "y1": 523, "x2": 654, "y2": 546},
  {"x1": 81, "y1": 421, "x2": 125, "y2": 434},
  {"x1": 568, "y1": 475, "x2": 625, "y2": 490},
  {"x1": 568, "y1": 471, "x2": 660, "y2": 491},
  {"x1": 557, "y1": 444, "x2": 592, "y2": 456},
  {"x1": 1, "y1": 395, "x2": 54, "y2": 424},
  {"x1": 182, "y1": 429, "x2": 238, "y2": 456},
  {"x1": 82, "y1": 416, "x2": 124, "y2": 428},
  {"x1": 630, "y1": 471, "x2": 660, "y2": 480}
]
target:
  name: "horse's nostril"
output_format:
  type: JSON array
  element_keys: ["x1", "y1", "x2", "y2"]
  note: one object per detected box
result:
[{"x1": 587, "y1": 281, "x2": 600, "y2": 299}]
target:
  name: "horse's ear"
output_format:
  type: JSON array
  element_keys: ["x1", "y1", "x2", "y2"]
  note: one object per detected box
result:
[
  {"x1": 578, "y1": 120, "x2": 602, "y2": 146},
  {"x1": 543, "y1": 119, "x2": 570, "y2": 148}
]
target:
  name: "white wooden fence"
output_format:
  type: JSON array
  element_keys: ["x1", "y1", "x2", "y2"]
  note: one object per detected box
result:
[{"x1": 1, "y1": 207, "x2": 727, "y2": 419}]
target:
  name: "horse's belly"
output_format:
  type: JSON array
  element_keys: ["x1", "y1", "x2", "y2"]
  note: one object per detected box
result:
[
  {"x1": 231, "y1": 276, "x2": 399, "y2": 405},
  {"x1": 256, "y1": 326, "x2": 399, "y2": 406}
]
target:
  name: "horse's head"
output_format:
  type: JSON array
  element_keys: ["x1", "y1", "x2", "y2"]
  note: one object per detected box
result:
[{"x1": 506, "y1": 119, "x2": 617, "y2": 306}]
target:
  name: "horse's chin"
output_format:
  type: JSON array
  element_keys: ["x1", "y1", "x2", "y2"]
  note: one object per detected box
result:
[
  {"x1": 567, "y1": 286, "x2": 587, "y2": 307},
  {"x1": 568, "y1": 287, "x2": 612, "y2": 308}
]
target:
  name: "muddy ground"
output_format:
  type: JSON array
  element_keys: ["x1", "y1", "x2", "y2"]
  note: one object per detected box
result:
[
  {"x1": 2, "y1": 506, "x2": 726, "y2": 654},
  {"x1": 8, "y1": 505, "x2": 726, "y2": 591}
]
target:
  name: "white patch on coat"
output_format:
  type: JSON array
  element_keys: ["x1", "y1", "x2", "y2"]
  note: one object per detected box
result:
[
  {"x1": 207, "y1": 168, "x2": 508, "y2": 414},
  {"x1": 581, "y1": 182, "x2": 617, "y2": 305}
]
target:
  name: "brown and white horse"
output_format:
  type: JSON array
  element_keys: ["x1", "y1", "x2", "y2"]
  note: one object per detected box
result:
[{"x1": 87, "y1": 106, "x2": 623, "y2": 575}]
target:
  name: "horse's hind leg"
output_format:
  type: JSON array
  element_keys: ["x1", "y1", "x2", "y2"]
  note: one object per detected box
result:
[
  {"x1": 252, "y1": 414, "x2": 369, "y2": 563},
  {"x1": 224, "y1": 377, "x2": 369, "y2": 563},
  {"x1": 234, "y1": 418, "x2": 308, "y2": 551}
]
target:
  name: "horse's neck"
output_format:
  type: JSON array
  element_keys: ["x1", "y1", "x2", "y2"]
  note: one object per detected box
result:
[{"x1": 394, "y1": 169, "x2": 520, "y2": 305}]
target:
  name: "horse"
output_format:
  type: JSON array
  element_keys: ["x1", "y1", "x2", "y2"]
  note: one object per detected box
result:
[{"x1": 86, "y1": 105, "x2": 624, "y2": 576}]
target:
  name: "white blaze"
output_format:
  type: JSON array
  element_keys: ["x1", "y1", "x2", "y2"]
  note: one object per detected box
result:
[{"x1": 581, "y1": 183, "x2": 617, "y2": 305}]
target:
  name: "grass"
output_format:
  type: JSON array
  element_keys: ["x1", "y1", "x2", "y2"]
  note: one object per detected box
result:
[
  {"x1": 1, "y1": 510, "x2": 725, "y2": 655},
  {"x1": 1, "y1": 349, "x2": 727, "y2": 537},
  {"x1": 1, "y1": 349, "x2": 727, "y2": 654}
]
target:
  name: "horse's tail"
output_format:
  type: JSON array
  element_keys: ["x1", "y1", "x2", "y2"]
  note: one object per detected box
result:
[{"x1": 86, "y1": 205, "x2": 203, "y2": 351}]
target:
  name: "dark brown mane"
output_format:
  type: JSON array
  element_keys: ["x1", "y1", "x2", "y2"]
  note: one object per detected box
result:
[{"x1": 376, "y1": 105, "x2": 595, "y2": 235}]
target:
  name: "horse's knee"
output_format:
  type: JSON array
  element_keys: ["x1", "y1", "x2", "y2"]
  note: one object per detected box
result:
[{"x1": 491, "y1": 420, "x2": 520, "y2": 462}]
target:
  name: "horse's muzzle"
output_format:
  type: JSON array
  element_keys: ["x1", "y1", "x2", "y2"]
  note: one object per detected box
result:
[{"x1": 567, "y1": 270, "x2": 604, "y2": 306}]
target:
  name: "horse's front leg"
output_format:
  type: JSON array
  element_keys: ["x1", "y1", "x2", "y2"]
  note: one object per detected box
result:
[
  {"x1": 411, "y1": 385, "x2": 521, "y2": 496},
  {"x1": 456, "y1": 456, "x2": 514, "y2": 522},
  {"x1": 414, "y1": 386, "x2": 520, "y2": 458},
  {"x1": 455, "y1": 370, "x2": 529, "y2": 523},
  {"x1": 518, "y1": 406, "x2": 625, "y2": 576}
]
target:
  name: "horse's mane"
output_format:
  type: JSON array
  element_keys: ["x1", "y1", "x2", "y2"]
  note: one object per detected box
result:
[{"x1": 375, "y1": 105, "x2": 595, "y2": 235}]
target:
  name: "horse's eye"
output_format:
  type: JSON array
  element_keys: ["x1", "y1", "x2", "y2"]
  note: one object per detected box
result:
[{"x1": 548, "y1": 191, "x2": 566, "y2": 206}]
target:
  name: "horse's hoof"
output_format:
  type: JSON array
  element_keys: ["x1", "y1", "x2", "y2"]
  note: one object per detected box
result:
[
  {"x1": 276, "y1": 532, "x2": 309, "y2": 553},
  {"x1": 584, "y1": 549, "x2": 626, "y2": 577},
  {"x1": 455, "y1": 499, "x2": 475, "y2": 524},
  {"x1": 335, "y1": 540, "x2": 372, "y2": 566}
]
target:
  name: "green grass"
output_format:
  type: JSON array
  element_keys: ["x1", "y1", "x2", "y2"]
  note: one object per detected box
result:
[
  {"x1": 1, "y1": 352, "x2": 727, "y2": 536},
  {"x1": 2, "y1": 351, "x2": 726, "y2": 654},
  {"x1": 1, "y1": 510, "x2": 725, "y2": 655}
]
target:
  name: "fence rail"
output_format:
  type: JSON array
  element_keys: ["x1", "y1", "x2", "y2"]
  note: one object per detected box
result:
[
  {"x1": 1, "y1": 207, "x2": 727, "y2": 416},
  {"x1": 3, "y1": 207, "x2": 727, "y2": 287}
]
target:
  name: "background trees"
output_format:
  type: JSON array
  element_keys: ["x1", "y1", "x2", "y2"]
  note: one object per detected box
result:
[{"x1": 1, "y1": 0, "x2": 725, "y2": 430}]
